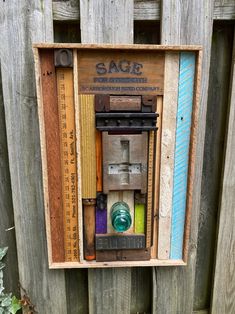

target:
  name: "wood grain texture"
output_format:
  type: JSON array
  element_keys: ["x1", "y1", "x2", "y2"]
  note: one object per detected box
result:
[
  {"x1": 41, "y1": 50, "x2": 65, "y2": 262},
  {"x1": 65, "y1": 268, "x2": 89, "y2": 314},
  {"x1": 171, "y1": 52, "x2": 196, "y2": 259},
  {"x1": 53, "y1": 0, "x2": 160, "y2": 21},
  {"x1": 52, "y1": 0, "x2": 234, "y2": 21},
  {"x1": 79, "y1": 94, "x2": 96, "y2": 199},
  {"x1": 0, "y1": 65, "x2": 19, "y2": 296},
  {"x1": 211, "y1": 30, "x2": 235, "y2": 314},
  {"x1": 131, "y1": 267, "x2": 151, "y2": 314},
  {"x1": 151, "y1": 96, "x2": 162, "y2": 258},
  {"x1": 77, "y1": 49, "x2": 165, "y2": 95},
  {"x1": 80, "y1": 1, "x2": 133, "y2": 313},
  {"x1": 158, "y1": 52, "x2": 179, "y2": 259},
  {"x1": 34, "y1": 43, "x2": 202, "y2": 51},
  {"x1": 96, "y1": 248, "x2": 150, "y2": 262},
  {"x1": 214, "y1": 0, "x2": 235, "y2": 19},
  {"x1": 83, "y1": 202, "x2": 96, "y2": 261},
  {"x1": 73, "y1": 49, "x2": 84, "y2": 263},
  {"x1": 194, "y1": 24, "x2": 234, "y2": 310},
  {"x1": 88, "y1": 269, "x2": 131, "y2": 313},
  {"x1": 0, "y1": 1, "x2": 67, "y2": 313},
  {"x1": 153, "y1": 0, "x2": 214, "y2": 313},
  {"x1": 56, "y1": 67, "x2": 79, "y2": 262}
]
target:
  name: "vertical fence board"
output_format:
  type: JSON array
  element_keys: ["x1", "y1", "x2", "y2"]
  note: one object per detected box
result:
[
  {"x1": 211, "y1": 28, "x2": 235, "y2": 314},
  {"x1": 79, "y1": 0, "x2": 133, "y2": 313},
  {"x1": 194, "y1": 23, "x2": 234, "y2": 310},
  {"x1": 0, "y1": 66, "x2": 19, "y2": 296},
  {"x1": 153, "y1": 1, "x2": 214, "y2": 313},
  {"x1": 54, "y1": 20, "x2": 89, "y2": 314},
  {"x1": 0, "y1": 2, "x2": 67, "y2": 313}
]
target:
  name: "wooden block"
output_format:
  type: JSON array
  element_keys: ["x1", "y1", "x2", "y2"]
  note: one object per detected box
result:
[
  {"x1": 77, "y1": 50, "x2": 165, "y2": 95},
  {"x1": 141, "y1": 95, "x2": 157, "y2": 112},
  {"x1": 134, "y1": 204, "x2": 145, "y2": 234},
  {"x1": 107, "y1": 191, "x2": 134, "y2": 234},
  {"x1": 170, "y1": 52, "x2": 196, "y2": 259},
  {"x1": 40, "y1": 49, "x2": 65, "y2": 263},
  {"x1": 95, "y1": 94, "x2": 110, "y2": 112},
  {"x1": 96, "y1": 248, "x2": 151, "y2": 262},
  {"x1": 79, "y1": 94, "x2": 96, "y2": 199},
  {"x1": 96, "y1": 130, "x2": 103, "y2": 192},
  {"x1": 56, "y1": 67, "x2": 79, "y2": 262},
  {"x1": 96, "y1": 234, "x2": 145, "y2": 250},
  {"x1": 151, "y1": 95, "x2": 163, "y2": 258},
  {"x1": 158, "y1": 52, "x2": 179, "y2": 259},
  {"x1": 83, "y1": 199, "x2": 96, "y2": 260},
  {"x1": 110, "y1": 96, "x2": 141, "y2": 111},
  {"x1": 146, "y1": 130, "x2": 155, "y2": 248}
]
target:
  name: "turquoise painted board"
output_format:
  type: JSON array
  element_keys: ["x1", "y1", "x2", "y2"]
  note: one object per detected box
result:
[{"x1": 170, "y1": 52, "x2": 196, "y2": 259}]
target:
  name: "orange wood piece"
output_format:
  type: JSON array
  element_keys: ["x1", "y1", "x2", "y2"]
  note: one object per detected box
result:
[
  {"x1": 56, "y1": 67, "x2": 79, "y2": 262},
  {"x1": 40, "y1": 49, "x2": 65, "y2": 262},
  {"x1": 83, "y1": 199, "x2": 96, "y2": 260}
]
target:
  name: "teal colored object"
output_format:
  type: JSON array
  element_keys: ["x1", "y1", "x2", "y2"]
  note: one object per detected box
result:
[
  {"x1": 171, "y1": 52, "x2": 196, "y2": 259},
  {"x1": 111, "y1": 202, "x2": 132, "y2": 232}
]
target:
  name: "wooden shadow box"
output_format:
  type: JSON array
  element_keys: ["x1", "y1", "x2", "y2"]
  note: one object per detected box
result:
[{"x1": 33, "y1": 44, "x2": 202, "y2": 268}]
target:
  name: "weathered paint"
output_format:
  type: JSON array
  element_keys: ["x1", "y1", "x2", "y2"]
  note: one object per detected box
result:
[{"x1": 170, "y1": 52, "x2": 196, "y2": 259}]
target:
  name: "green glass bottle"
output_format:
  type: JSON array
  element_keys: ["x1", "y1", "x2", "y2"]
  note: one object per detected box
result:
[{"x1": 111, "y1": 201, "x2": 132, "y2": 232}]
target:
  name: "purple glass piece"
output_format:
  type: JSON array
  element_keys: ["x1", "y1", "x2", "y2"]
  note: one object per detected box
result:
[{"x1": 96, "y1": 207, "x2": 107, "y2": 234}]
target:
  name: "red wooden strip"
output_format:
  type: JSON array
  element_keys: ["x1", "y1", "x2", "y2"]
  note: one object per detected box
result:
[{"x1": 40, "y1": 50, "x2": 65, "y2": 262}]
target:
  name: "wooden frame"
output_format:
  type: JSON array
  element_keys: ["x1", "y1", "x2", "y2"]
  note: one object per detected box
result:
[{"x1": 33, "y1": 43, "x2": 202, "y2": 268}]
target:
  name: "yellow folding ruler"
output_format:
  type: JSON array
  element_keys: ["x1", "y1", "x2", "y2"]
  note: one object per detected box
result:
[{"x1": 56, "y1": 68, "x2": 79, "y2": 262}]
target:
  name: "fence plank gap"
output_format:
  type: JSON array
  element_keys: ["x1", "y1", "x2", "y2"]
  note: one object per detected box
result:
[{"x1": 0, "y1": 64, "x2": 19, "y2": 297}]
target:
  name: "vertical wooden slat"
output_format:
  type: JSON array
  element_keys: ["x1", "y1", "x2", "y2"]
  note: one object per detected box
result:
[
  {"x1": 53, "y1": 35, "x2": 88, "y2": 314},
  {"x1": 80, "y1": 94, "x2": 96, "y2": 199},
  {"x1": 171, "y1": 52, "x2": 196, "y2": 259},
  {"x1": 194, "y1": 23, "x2": 234, "y2": 310},
  {"x1": 0, "y1": 65, "x2": 19, "y2": 296},
  {"x1": 153, "y1": 0, "x2": 214, "y2": 312},
  {"x1": 40, "y1": 50, "x2": 65, "y2": 262},
  {"x1": 158, "y1": 52, "x2": 179, "y2": 259},
  {"x1": 211, "y1": 29, "x2": 235, "y2": 314},
  {"x1": 151, "y1": 95, "x2": 163, "y2": 258},
  {"x1": 0, "y1": 2, "x2": 67, "y2": 312},
  {"x1": 79, "y1": 1, "x2": 133, "y2": 313}
]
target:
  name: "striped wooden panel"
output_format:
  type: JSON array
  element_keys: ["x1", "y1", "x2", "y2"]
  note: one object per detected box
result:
[
  {"x1": 170, "y1": 52, "x2": 196, "y2": 259},
  {"x1": 158, "y1": 52, "x2": 179, "y2": 259},
  {"x1": 79, "y1": 94, "x2": 96, "y2": 199}
]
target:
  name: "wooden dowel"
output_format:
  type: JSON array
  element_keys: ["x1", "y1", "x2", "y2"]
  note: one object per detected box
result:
[{"x1": 83, "y1": 199, "x2": 96, "y2": 261}]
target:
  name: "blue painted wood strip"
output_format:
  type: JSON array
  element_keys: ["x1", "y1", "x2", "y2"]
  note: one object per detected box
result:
[{"x1": 170, "y1": 52, "x2": 196, "y2": 259}]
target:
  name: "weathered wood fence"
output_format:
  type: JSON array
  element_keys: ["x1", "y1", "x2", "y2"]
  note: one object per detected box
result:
[{"x1": 0, "y1": 1, "x2": 235, "y2": 313}]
